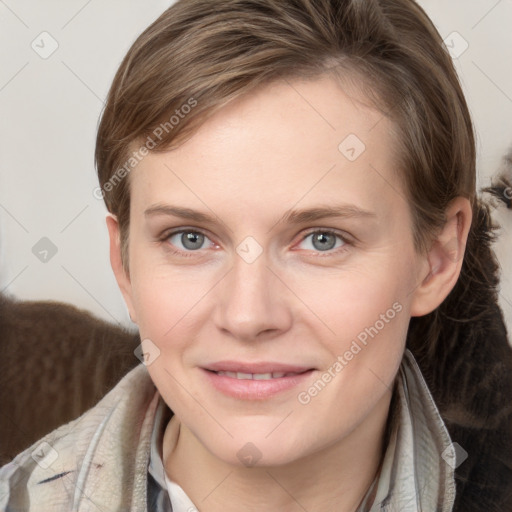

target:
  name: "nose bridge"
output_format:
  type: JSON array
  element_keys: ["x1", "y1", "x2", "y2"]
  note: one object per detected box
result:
[{"x1": 214, "y1": 244, "x2": 291, "y2": 340}]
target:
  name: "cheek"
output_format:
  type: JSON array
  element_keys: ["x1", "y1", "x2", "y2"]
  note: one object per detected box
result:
[
  {"x1": 127, "y1": 235, "x2": 212, "y2": 335},
  {"x1": 290, "y1": 258, "x2": 413, "y2": 339},
  {"x1": 286, "y1": 255, "x2": 415, "y2": 398},
  {"x1": 132, "y1": 271, "x2": 208, "y2": 341},
  {"x1": 129, "y1": 267, "x2": 209, "y2": 409}
]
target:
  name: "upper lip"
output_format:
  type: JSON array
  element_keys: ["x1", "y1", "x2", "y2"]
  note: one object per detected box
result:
[{"x1": 203, "y1": 361, "x2": 314, "y2": 374}]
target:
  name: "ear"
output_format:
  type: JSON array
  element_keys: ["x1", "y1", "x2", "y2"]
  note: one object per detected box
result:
[
  {"x1": 105, "y1": 214, "x2": 138, "y2": 324},
  {"x1": 410, "y1": 196, "x2": 472, "y2": 317}
]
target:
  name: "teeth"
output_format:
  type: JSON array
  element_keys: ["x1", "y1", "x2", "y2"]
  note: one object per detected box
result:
[
  {"x1": 253, "y1": 373, "x2": 273, "y2": 380},
  {"x1": 216, "y1": 371, "x2": 296, "y2": 380}
]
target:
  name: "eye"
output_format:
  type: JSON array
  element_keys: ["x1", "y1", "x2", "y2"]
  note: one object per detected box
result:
[
  {"x1": 297, "y1": 230, "x2": 348, "y2": 253},
  {"x1": 163, "y1": 229, "x2": 216, "y2": 253}
]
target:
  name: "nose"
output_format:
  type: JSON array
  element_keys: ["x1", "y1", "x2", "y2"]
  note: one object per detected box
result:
[{"x1": 213, "y1": 248, "x2": 293, "y2": 342}]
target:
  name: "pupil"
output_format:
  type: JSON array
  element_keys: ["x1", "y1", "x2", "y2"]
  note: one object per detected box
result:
[{"x1": 182, "y1": 232, "x2": 204, "y2": 250}]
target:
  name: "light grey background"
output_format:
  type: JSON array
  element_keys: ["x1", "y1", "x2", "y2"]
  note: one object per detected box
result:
[{"x1": 1, "y1": 0, "x2": 511, "y2": 335}]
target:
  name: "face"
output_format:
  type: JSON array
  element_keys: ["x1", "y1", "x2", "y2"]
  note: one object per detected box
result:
[{"x1": 114, "y1": 74, "x2": 429, "y2": 468}]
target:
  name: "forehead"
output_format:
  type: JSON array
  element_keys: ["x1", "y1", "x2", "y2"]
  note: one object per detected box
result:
[{"x1": 129, "y1": 74, "x2": 406, "y2": 224}]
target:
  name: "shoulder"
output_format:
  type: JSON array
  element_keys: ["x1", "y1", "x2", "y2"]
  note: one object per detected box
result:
[{"x1": 0, "y1": 364, "x2": 159, "y2": 511}]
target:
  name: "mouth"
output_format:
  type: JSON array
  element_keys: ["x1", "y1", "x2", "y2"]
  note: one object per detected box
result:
[{"x1": 201, "y1": 362, "x2": 315, "y2": 399}]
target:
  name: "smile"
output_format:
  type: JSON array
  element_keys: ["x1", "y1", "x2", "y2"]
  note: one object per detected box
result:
[{"x1": 202, "y1": 367, "x2": 315, "y2": 400}]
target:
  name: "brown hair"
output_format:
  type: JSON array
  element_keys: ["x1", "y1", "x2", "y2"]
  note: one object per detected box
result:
[{"x1": 95, "y1": 1, "x2": 512, "y2": 509}]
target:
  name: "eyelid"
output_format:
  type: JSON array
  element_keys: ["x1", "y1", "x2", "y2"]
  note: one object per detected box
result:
[
  {"x1": 299, "y1": 227, "x2": 352, "y2": 242},
  {"x1": 292, "y1": 228, "x2": 352, "y2": 255},
  {"x1": 159, "y1": 226, "x2": 353, "y2": 256},
  {"x1": 159, "y1": 227, "x2": 217, "y2": 256}
]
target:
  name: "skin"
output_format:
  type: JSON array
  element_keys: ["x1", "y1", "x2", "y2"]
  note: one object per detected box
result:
[{"x1": 107, "y1": 74, "x2": 472, "y2": 511}]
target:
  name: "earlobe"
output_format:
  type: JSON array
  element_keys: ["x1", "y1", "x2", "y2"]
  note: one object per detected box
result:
[
  {"x1": 105, "y1": 214, "x2": 138, "y2": 324},
  {"x1": 410, "y1": 197, "x2": 473, "y2": 317}
]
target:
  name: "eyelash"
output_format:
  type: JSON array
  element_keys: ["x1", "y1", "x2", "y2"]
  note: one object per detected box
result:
[{"x1": 158, "y1": 227, "x2": 352, "y2": 258}]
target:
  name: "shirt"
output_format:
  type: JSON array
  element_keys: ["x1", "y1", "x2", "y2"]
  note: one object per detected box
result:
[{"x1": 146, "y1": 349, "x2": 456, "y2": 511}]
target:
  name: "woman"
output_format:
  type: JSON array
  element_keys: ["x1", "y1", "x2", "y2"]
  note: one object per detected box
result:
[{"x1": 1, "y1": 0, "x2": 511, "y2": 510}]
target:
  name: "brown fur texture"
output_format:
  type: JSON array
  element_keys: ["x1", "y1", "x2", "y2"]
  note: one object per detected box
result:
[{"x1": 0, "y1": 294, "x2": 140, "y2": 465}]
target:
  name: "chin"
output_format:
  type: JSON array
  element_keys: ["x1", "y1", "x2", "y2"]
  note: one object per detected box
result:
[{"x1": 198, "y1": 423, "x2": 313, "y2": 469}]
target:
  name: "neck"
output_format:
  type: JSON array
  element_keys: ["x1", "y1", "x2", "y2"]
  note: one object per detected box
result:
[{"x1": 164, "y1": 390, "x2": 392, "y2": 512}]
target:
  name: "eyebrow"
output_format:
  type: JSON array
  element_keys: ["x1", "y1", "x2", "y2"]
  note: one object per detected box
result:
[{"x1": 144, "y1": 204, "x2": 376, "y2": 225}]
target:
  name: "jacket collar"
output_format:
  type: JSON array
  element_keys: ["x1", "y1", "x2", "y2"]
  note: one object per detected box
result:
[{"x1": 366, "y1": 349, "x2": 456, "y2": 510}]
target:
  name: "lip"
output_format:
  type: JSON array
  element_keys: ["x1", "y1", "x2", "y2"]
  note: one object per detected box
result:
[{"x1": 201, "y1": 361, "x2": 315, "y2": 400}]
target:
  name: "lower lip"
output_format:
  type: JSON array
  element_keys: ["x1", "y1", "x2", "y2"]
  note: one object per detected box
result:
[{"x1": 201, "y1": 369, "x2": 315, "y2": 400}]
